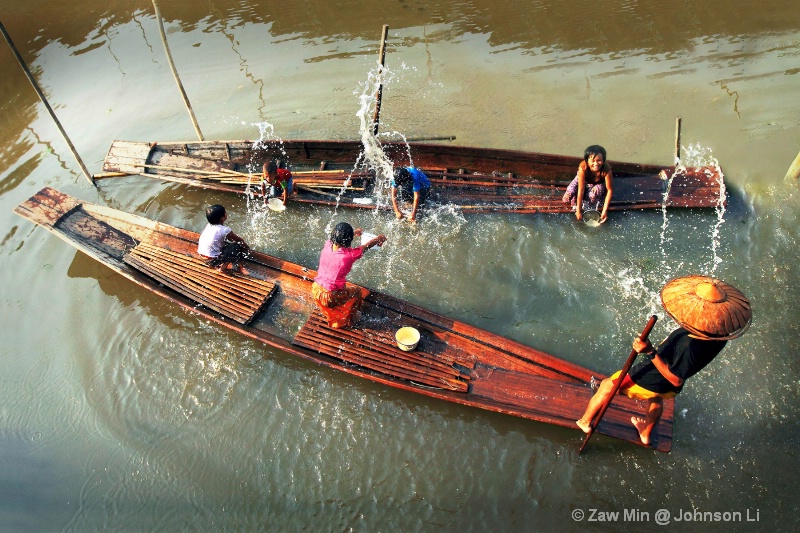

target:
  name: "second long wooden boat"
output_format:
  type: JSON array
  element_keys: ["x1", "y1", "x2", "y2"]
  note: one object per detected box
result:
[
  {"x1": 99, "y1": 140, "x2": 723, "y2": 214},
  {"x1": 14, "y1": 187, "x2": 674, "y2": 452}
]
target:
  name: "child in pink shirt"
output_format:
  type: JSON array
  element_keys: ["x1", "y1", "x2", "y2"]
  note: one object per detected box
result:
[{"x1": 311, "y1": 222, "x2": 386, "y2": 328}]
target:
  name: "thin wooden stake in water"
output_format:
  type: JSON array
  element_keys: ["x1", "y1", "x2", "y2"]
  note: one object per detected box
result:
[
  {"x1": 0, "y1": 20, "x2": 95, "y2": 187},
  {"x1": 674, "y1": 116, "x2": 682, "y2": 164},
  {"x1": 152, "y1": 0, "x2": 204, "y2": 141},
  {"x1": 372, "y1": 25, "x2": 389, "y2": 136},
  {"x1": 784, "y1": 150, "x2": 800, "y2": 181},
  {"x1": 579, "y1": 315, "x2": 658, "y2": 454}
]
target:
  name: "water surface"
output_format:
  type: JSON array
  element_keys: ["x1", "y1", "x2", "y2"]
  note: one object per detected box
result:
[{"x1": 1, "y1": 1, "x2": 799, "y2": 531}]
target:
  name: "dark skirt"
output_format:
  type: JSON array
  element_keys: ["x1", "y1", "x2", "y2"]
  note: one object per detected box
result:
[{"x1": 206, "y1": 241, "x2": 248, "y2": 268}]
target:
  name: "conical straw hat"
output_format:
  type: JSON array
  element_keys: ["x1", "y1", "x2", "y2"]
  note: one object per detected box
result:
[{"x1": 660, "y1": 275, "x2": 752, "y2": 340}]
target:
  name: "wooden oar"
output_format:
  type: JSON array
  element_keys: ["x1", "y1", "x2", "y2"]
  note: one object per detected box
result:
[{"x1": 578, "y1": 314, "x2": 657, "y2": 453}]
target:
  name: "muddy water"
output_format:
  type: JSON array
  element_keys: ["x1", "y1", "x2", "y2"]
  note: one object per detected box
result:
[{"x1": 1, "y1": 0, "x2": 799, "y2": 531}]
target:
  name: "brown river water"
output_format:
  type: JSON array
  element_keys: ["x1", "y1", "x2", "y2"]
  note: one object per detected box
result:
[{"x1": 1, "y1": 0, "x2": 799, "y2": 531}]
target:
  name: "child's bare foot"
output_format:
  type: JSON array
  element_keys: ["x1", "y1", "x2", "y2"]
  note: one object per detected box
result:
[
  {"x1": 576, "y1": 419, "x2": 591, "y2": 433},
  {"x1": 631, "y1": 416, "x2": 651, "y2": 445}
]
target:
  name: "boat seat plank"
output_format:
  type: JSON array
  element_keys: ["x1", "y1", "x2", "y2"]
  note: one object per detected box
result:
[
  {"x1": 293, "y1": 310, "x2": 473, "y2": 391},
  {"x1": 103, "y1": 141, "x2": 155, "y2": 174},
  {"x1": 149, "y1": 152, "x2": 242, "y2": 176},
  {"x1": 123, "y1": 243, "x2": 276, "y2": 324}
]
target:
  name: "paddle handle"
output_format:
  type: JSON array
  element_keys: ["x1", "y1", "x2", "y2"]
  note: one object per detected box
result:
[{"x1": 579, "y1": 315, "x2": 658, "y2": 453}]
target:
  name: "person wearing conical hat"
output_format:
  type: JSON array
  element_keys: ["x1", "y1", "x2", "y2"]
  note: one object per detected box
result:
[{"x1": 576, "y1": 275, "x2": 751, "y2": 446}]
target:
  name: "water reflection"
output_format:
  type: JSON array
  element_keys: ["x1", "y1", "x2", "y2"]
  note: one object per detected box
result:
[{"x1": 3, "y1": 0, "x2": 800, "y2": 530}]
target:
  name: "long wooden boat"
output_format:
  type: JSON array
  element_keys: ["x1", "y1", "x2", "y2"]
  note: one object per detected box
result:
[
  {"x1": 15, "y1": 187, "x2": 674, "y2": 451},
  {"x1": 100, "y1": 140, "x2": 723, "y2": 214}
]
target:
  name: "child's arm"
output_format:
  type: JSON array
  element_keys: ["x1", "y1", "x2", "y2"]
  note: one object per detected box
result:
[
  {"x1": 391, "y1": 185, "x2": 404, "y2": 219},
  {"x1": 574, "y1": 171, "x2": 586, "y2": 220},
  {"x1": 359, "y1": 234, "x2": 387, "y2": 252},
  {"x1": 600, "y1": 171, "x2": 614, "y2": 223},
  {"x1": 226, "y1": 231, "x2": 250, "y2": 249},
  {"x1": 261, "y1": 171, "x2": 269, "y2": 199},
  {"x1": 281, "y1": 182, "x2": 289, "y2": 205},
  {"x1": 410, "y1": 191, "x2": 421, "y2": 222}
]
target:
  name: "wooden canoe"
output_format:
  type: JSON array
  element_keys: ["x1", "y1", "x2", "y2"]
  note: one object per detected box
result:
[
  {"x1": 14, "y1": 187, "x2": 674, "y2": 451},
  {"x1": 100, "y1": 140, "x2": 723, "y2": 214}
]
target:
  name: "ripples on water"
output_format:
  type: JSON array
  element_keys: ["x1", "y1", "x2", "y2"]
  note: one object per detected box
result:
[{"x1": 3, "y1": 1, "x2": 800, "y2": 530}]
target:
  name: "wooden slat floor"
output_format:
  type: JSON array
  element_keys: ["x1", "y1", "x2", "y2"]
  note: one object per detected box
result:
[
  {"x1": 293, "y1": 309, "x2": 474, "y2": 391},
  {"x1": 124, "y1": 242, "x2": 277, "y2": 324}
]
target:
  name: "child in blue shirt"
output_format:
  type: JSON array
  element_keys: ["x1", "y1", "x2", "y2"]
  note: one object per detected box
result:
[{"x1": 391, "y1": 166, "x2": 430, "y2": 223}]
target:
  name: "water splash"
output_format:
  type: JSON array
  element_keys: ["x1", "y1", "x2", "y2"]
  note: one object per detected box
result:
[
  {"x1": 353, "y1": 62, "x2": 403, "y2": 208},
  {"x1": 653, "y1": 143, "x2": 726, "y2": 285},
  {"x1": 348, "y1": 62, "x2": 470, "y2": 291},
  {"x1": 616, "y1": 267, "x2": 662, "y2": 315},
  {"x1": 237, "y1": 64, "x2": 467, "y2": 298},
  {"x1": 236, "y1": 121, "x2": 287, "y2": 209},
  {"x1": 659, "y1": 169, "x2": 676, "y2": 275},
  {"x1": 677, "y1": 143, "x2": 726, "y2": 275},
  {"x1": 604, "y1": 144, "x2": 727, "y2": 341}
]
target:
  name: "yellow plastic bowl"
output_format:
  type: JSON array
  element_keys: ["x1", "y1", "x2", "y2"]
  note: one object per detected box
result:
[{"x1": 395, "y1": 327, "x2": 420, "y2": 351}]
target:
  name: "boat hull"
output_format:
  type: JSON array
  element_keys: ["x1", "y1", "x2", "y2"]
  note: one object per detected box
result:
[
  {"x1": 14, "y1": 187, "x2": 673, "y2": 451},
  {"x1": 100, "y1": 140, "x2": 723, "y2": 214}
]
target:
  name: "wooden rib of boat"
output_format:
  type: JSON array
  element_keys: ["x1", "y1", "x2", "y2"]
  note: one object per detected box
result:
[
  {"x1": 100, "y1": 140, "x2": 723, "y2": 214},
  {"x1": 15, "y1": 187, "x2": 674, "y2": 451}
]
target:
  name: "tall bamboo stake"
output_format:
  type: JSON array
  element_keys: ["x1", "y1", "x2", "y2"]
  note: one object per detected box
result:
[
  {"x1": 0, "y1": 20, "x2": 95, "y2": 186},
  {"x1": 372, "y1": 25, "x2": 389, "y2": 136},
  {"x1": 674, "y1": 116, "x2": 682, "y2": 163},
  {"x1": 152, "y1": 0, "x2": 204, "y2": 141},
  {"x1": 784, "y1": 150, "x2": 800, "y2": 180}
]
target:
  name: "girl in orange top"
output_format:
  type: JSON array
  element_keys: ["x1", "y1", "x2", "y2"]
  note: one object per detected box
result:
[{"x1": 562, "y1": 145, "x2": 614, "y2": 224}]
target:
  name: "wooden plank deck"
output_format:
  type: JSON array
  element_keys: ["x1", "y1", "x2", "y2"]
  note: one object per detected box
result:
[
  {"x1": 293, "y1": 309, "x2": 475, "y2": 391},
  {"x1": 469, "y1": 367, "x2": 673, "y2": 452},
  {"x1": 123, "y1": 242, "x2": 277, "y2": 324}
]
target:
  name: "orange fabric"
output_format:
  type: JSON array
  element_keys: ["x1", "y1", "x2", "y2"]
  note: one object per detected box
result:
[
  {"x1": 311, "y1": 282, "x2": 366, "y2": 328},
  {"x1": 609, "y1": 370, "x2": 677, "y2": 401}
]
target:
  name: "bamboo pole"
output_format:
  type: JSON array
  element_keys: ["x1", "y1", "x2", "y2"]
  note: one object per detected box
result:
[
  {"x1": 92, "y1": 172, "x2": 130, "y2": 180},
  {"x1": 0, "y1": 20, "x2": 95, "y2": 187},
  {"x1": 784, "y1": 150, "x2": 800, "y2": 180},
  {"x1": 407, "y1": 136, "x2": 457, "y2": 142},
  {"x1": 134, "y1": 162, "x2": 249, "y2": 177},
  {"x1": 372, "y1": 25, "x2": 389, "y2": 136},
  {"x1": 579, "y1": 315, "x2": 658, "y2": 454},
  {"x1": 674, "y1": 116, "x2": 682, "y2": 163},
  {"x1": 152, "y1": 0, "x2": 204, "y2": 141}
]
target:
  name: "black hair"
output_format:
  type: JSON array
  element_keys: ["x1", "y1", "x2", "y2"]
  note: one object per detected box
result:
[
  {"x1": 206, "y1": 204, "x2": 226, "y2": 224},
  {"x1": 264, "y1": 161, "x2": 278, "y2": 174},
  {"x1": 393, "y1": 167, "x2": 411, "y2": 185},
  {"x1": 330, "y1": 222, "x2": 354, "y2": 248},
  {"x1": 584, "y1": 145, "x2": 607, "y2": 163}
]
